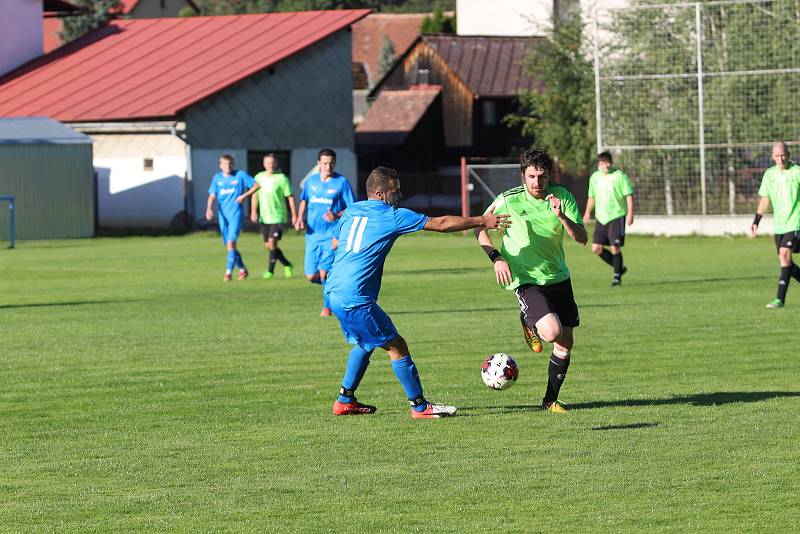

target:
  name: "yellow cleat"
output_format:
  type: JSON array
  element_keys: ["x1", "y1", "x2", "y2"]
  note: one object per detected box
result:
[
  {"x1": 542, "y1": 401, "x2": 568, "y2": 414},
  {"x1": 520, "y1": 312, "x2": 543, "y2": 353}
]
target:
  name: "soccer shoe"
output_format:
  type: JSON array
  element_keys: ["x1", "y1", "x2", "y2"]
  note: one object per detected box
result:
[
  {"x1": 410, "y1": 402, "x2": 458, "y2": 419},
  {"x1": 542, "y1": 401, "x2": 569, "y2": 414},
  {"x1": 519, "y1": 313, "x2": 543, "y2": 353},
  {"x1": 332, "y1": 400, "x2": 377, "y2": 416},
  {"x1": 262, "y1": 271, "x2": 274, "y2": 280},
  {"x1": 223, "y1": 273, "x2": 233, "y2": 282},
  {"x1": 237, "y1": 269, "x2": 249, "y2": 281},
  {"x1": 320, "y1": 307, "x2": 332, "y2": 317},
  {"x1": 611, "y1": 277, "x2": 621, "y2": 286},
  {"x1": 766, "y1": 298, "x2": 784, "y2": 309},
  {"x1": 284, "y1": 265, "x2": 294, "y2": 278}
]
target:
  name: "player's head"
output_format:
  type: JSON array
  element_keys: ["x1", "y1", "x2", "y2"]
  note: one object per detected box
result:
[
  {"x1": 520, "y1": 149, "x2": 553, "y2": 200},
  {"x1": 366, "y1": 166, "x2": 402, "y2": 207},
  {"x1": 318, "y1": 149, "x2": 337, "y2": 179},
  {"x1": 219, "y1": 154, "x2": 234, "y2": 175},
  {"x1": 597, "y1": 151, "x2": 613, "y2": 173},
  {"x1": 263, "y1": 154, "x2": 278, "y2": 173},
  {"x1": 772, "y1": 142, "x2": 789, "y2": 169}
]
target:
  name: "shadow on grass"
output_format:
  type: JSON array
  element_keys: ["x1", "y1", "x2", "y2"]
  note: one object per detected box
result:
[
  {"x1": 591, "y1": 422, "x2": 660, "y2": 431},
  {"x1": 628, "y1": 274, "x2": 772, "y2": 286},
  {"x1": 390, "y1": 303, "x2": 624, "y2": 315},
  {"x1": 0, "y1": 300, "x2": 138, "y2": 310},
  {"x1": 468, "y1": 391, "x2": 800, "y2": 415}
]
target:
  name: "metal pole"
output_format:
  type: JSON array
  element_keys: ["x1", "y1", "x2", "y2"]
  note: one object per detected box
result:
[
  {"x1": 8, "y1": 197, "x2": 14, "y2": 249},
  {"x1": 696, "y1": 3, "x2": 707, "y2": 216},
  {"x1": 594, "y1": 9, "x2": 603, "y2": 153}
]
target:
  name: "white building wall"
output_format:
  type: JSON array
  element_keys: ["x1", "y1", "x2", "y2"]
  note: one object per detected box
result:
[
  {"x1": 0, "y1": 0, "x2": 43, "y2": 77},
  {"x1": 92, "y1": 134, "x2": 188, "y2": 227}
]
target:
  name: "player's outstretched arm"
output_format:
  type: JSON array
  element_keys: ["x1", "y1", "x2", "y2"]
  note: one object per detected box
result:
[
  {"x1": 424, "y1": 213, "x2": 510, "y2": 233},
  {"x1": 236, "y1": 183, "x2": 261, "y2": 204}
]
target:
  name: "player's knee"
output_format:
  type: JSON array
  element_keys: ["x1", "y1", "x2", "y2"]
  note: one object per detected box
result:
[
  {"x1": 537, "y1": 322, "x2": 561, "y2": 343},
  {"x1": 591, "y1": 244, "x2": 603, "y2": 255}
]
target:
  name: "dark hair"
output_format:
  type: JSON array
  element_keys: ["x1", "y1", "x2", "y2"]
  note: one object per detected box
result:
[
  {"x1": 220, "y1": 154, "x2": 234, "y2": 163},
  {"x1": 366, "y1": 166, "x2": 398, "y2": 195},
  {"x1": 263, "y1": 153, "x2": 277, "y2": 160},
  {"x1": 598, "y1": 151, "x2": 613, "y2": 164},
  {"x1": 520, "y1": 148, "x2": 553, "y2": 175},
  {"x1": 318, "y1": 148, "x2": 337, "y2": 161}
]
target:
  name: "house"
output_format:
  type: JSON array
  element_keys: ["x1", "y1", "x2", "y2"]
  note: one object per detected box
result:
[{"x1": 0, "y1": 10, "x2": 369, "y2": 228}]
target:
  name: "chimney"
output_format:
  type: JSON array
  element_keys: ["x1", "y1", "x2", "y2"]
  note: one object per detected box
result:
[{"x1": 0, "y1": 0, "x2": 44, "y2": 77}]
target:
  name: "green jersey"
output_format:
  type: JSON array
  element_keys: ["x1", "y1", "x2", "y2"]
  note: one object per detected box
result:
[
  {"x1": 758, "y1": 162, "x2": 800, "y2": 234},
  {"x1": 254, "y1": 171, "x2": 292, "y2": 224},
  {"x1": 587, "y1": 168, "x2": 633, "y2": 224},
  {"x1": 490, "y1": 184, "x2": 583, "y2": 289}
]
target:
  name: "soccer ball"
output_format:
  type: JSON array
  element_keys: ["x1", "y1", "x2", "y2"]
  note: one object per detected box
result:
[{"x1": 481, "y1": 353, "x2": 519, "y2": 390}]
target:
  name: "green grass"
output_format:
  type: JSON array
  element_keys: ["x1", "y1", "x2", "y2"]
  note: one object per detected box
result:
[{"x1": 1, "y1": 231, "x2": 798, "y2": 532}]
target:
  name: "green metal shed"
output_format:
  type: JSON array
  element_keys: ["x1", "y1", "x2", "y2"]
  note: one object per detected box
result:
[{"x1": 0, "y1": 117, "x2": 94, "y2": 240}]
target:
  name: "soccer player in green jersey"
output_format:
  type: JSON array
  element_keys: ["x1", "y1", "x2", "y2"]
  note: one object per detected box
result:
[
  {"x1": 583, "y1": 151, "x2": 634, "y2": 286},
  {"x1": 751, "y1": 142, "x2": 800, "y2": 308},
  {"x1": 475, "y1": 149, "x2": 588, "y2": 413},
  {"x1": 250, "y1": 154, "x2": 296, "y2": 279}
]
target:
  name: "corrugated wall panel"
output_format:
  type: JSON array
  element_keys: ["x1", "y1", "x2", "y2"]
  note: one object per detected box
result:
[
  {"x1": 0, "y1": 144, "x2": 94, "y2": 240},
  {"x1": 184, "y1": 30, "x2": 354, "y2": 151}
]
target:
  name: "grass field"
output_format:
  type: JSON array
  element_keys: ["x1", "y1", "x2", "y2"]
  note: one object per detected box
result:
[{"x1": 1, "y1": 231, "x2": 798, "y2": 531}]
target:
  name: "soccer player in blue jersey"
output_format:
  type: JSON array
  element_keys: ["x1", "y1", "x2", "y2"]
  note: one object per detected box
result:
[
  {"x1": 324, "y1": 167, "x2": 511, "y2": 419},
  {"x1": 205, "y1": 154, "x2": 256, "y2": 282},
  {"x1": 295, "y1": 149, "x2": 356, "y2": 316}
]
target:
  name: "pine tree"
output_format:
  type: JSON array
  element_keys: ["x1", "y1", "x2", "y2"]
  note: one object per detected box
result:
[{"x1": 377, "y1": 35, "x2": 396, "y2": 78}]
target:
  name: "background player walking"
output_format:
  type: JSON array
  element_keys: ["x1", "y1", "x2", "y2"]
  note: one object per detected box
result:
[
  {"x1": 205, "y1": 154, "x2": 255, "y2": 282},
  {"x1": 583, "y1": 151, "x2": 634, "y2": 286},
  {"x1": 250, "y1": 154, "x2": 296, "y2": 280},
  {"x1": 751, "y1": 141, "x2": 800, "y2": 308}
]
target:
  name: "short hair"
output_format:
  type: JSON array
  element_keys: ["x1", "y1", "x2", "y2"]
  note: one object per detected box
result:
[
  {"x1": 220, "y1": 154, "x2": 234, "y2": 163},
  {"x1": 598, "y1": 151, "x2": 613, "y2": 164},
  {"x1": 318, "y1": 148, "x2": 337, "y2": 161},
  {"x1": 263, "y1": 153, "x2": 277, "y2": 160},
  {"x1": 520, "y1": 148, "x2": 553, "y2": 175},
  {"x1": 366, "y1": 166, "x2": 398, "y2": 195}
]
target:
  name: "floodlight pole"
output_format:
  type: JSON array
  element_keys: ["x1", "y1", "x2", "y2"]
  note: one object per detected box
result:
[
  {"x1": 593, "y1": 10, "x2": 603, "y2": 154},
  {"x1": 696, "y1": 3, "x2": 708, "y2": 216}
]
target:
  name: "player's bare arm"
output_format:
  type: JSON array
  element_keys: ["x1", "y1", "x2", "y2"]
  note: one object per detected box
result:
[
  {"x1": 583, "y1": 197, "x2": 595, "y2": 224},
  {"x1": 250, "y1": 192, "x2": 259, "y2": 223},
  {"x1": 474, "y1": 206, "x2": 513, "y2": 285},
  {"x1": 236, "y1": 183, "x2": 260, "y2": 204},
  {"x1": 751, "y1": 196, "x2": 771, "y2": 237},
  {"x1": 625, "y1": 195, "x2": 634, "y2": 226},
  {"x1": 295, "y1": 200, "x2": 306, "y2": 230},
  {"x1": 205, "y1": 194, "x2": 216, "y2": 221},
  {"x1": 424, "y1": 213, "x2": 511, "y2": 233},
  {"x1": 546, "y1": 194, "x2": 588, "y2": 245},
  {"x1": 287, "y1": 195, "x2": 297, "y2": 227}
]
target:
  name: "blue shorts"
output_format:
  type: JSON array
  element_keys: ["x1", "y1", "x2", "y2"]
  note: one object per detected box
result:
[
  {"x1": 304, "y1": 237, "x2": 335, "y2": 275},
  {"x1": 327, "y1": 294, "x2": 398, "y2": 352},
  {"x1": 219, "y1": 214, "x2": 242, "y2": 244}
]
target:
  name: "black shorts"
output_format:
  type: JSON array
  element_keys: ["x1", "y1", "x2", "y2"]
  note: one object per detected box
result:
[
  {"x1": 261, "y1": 223, "x2": 284, "y2": 242},
  {"x1": 515, "y1": 278, "x2": 580, "y2": 328},
  {"x1": 593, "y1": 216, "x2": 626, "y2": 247},
  {"x1": 774, "y1": 231, "x2": 800, "y2": 253}
]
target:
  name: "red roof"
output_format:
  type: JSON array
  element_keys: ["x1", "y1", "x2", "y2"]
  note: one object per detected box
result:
[
  {"x1": 352, "y1": 13, "x2": 425, "y2": 87},
  {"x1": 0, "y1": 10, "x2": 369, "y2": 121},
  {"x1": 355, "y1": 86, "x2": 441, "y2": 145}
]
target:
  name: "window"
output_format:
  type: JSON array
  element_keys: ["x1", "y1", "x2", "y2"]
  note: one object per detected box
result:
[
  {"x1": 482, "y1": 101, "x2": 497, "y2": 126},
  {"x1": 143, "y1": 158, "x2": 154, "y2": 171}
]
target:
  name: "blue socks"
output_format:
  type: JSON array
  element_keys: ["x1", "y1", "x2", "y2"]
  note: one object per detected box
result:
[
  {"x1": 338, "y1": 345, "x2": 374, "y2": 403},
  {"x1": 225, "y1": 250, "x2": 236, "y2": 272},
  {"x1": 391, "y1": 355, "x2": 425, "y2": 411},
  {"x1": 234, "y1": 250, "x2": 245, "y2": 271}
]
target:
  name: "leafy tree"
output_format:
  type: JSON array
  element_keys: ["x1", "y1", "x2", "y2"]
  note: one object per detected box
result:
[
  {"x1": 377, "y1": 35, "x2": 396, "y2": 77},
  {"x1": 185, "y1": 0, "x2": 454, "y2": 15},
  {"x1": 505, "y1": 12, "x2": 595, "y2": 176},
  {"x1": 59, "y1": 0, "x2": 122, "y2": 44},
  {"x1": 420, "y1": 4, "x2": 455, "y2": 33}
]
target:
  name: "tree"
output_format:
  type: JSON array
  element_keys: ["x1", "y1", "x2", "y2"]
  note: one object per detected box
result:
[
  {"x1": 505, "y1": 12, "x2": 596, "y2": 176},
  {"x1": 420, "y1": 4, "x2": 455, "y2": 33},
  {"x1": 184, "y1": 0, "x2": 455, "y2": 16},
  {"x1": 59, "y1": 0, "x2": 122, "y2": 44},
  {"x1": 377, "y1": 35, "x2": 396, "y2": 78}
]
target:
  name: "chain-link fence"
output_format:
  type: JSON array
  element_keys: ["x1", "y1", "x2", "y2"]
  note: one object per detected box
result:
[{"x1": 594, "y1": 0, "x2": 800, "y2": 216}]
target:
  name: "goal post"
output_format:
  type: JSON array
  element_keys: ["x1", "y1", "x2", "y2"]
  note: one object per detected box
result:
[
  {"x1": 0, "y1": 195, "x2": 15, "y2": 249},
  {"x1": 460, "y1": 158, "x2": 521, "y2": 218}
]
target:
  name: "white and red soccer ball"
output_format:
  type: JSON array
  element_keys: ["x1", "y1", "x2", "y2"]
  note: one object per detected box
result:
[{"x1": 481, "y1": 353, "x2": 519, "y2": 390}]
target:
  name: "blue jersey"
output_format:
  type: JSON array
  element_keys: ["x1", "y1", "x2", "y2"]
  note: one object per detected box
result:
[
  {"x1": 300, "y1": 172, "x2": 355, "y2": 241},
  {"x1": 325, "y1": 200, "x2": 428, "y2": 307},
  {"x1": 208, "y1": 170, "x2": 255, "y2": 220}
]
